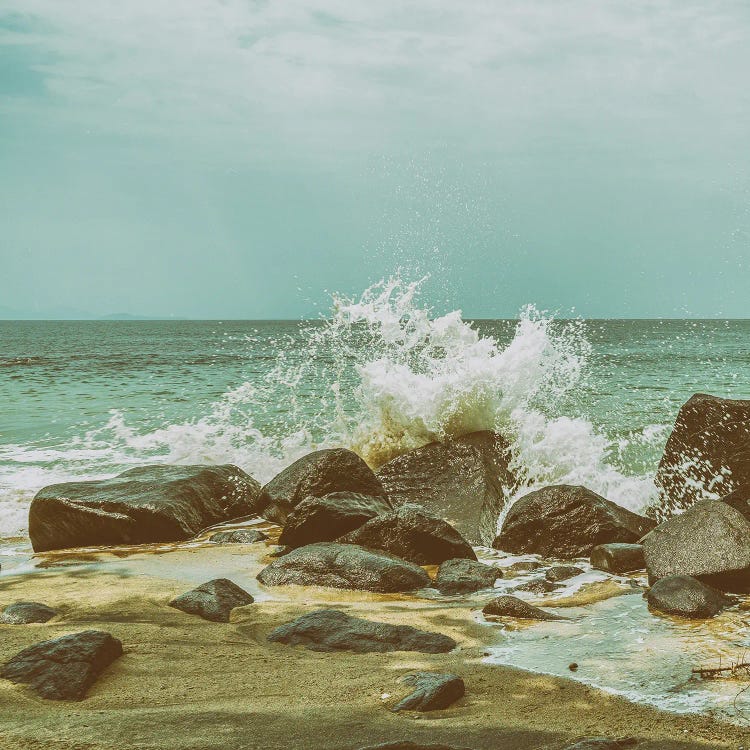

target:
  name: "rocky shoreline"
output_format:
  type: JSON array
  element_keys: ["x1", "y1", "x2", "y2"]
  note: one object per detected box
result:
[{"x1": 1, "y1": 393, "x2": 749, "y2": 749}]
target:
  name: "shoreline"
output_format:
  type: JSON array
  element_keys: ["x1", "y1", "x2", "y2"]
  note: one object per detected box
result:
[{"x1": 1, "y1": 542, "x2": 748, "y2": 750}]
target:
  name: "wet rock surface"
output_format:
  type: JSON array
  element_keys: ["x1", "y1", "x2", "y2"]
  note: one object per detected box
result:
[
  {"x1": 513, "y1": 578, "x2": 559, "y2": 594},
  {"x1": 0, "y1": 601, "x2": 57, "y2": 624},
  {"x1": 646, "y1": 575, "x2": 733, "y2": 619},
  {"x1": 169, "y1": 578, "x2": 254, "y2": 622},
  {"x1": 267, "y1": 609, "x2": 456, "y2": 653},
  {"x1": 563, "y1": 740, "x2": 638, "y2": 750},
  {"x1": 358, "y1": 744, "x2": 473, "y2": 750},
  {"x1": 1, "y1": 630, "x2": 123, "y2": 700},
  {"x1": 257, "y1": 449, "x2": 386, "y2": 525},
  {"x1": 340, "y1": 504, "x2": 476, "y2": 565},
  {"x1": 392, "y1": 672, "x2": 465, "y2": 712},
  {"x1": 29, "y1": 464, "x2": 261, "y2": 552},
  {"x1": 590, "y1": 543, "x2": 645, "y2": 574},
  {"x1": 209, "y1": 528, "x2": 267, "y2": 544},
  {"x1": 545, "y1": 565, "x2": 584, "y2": 582},
  {"x1": 482, "y1": 595, "x2": 565, "y2": 621},
  {"x1": 376, "y1": 431, "x2": 516, "y2": 546},
  {"x1": 278, "y1": 492, "x2": 391, "y2": 549},
  {"x1": 433, "y1": 558, "x2": 500, "y2": 595},
  {"x1": 257, "y1": 542, "x2": 431, "y2": 593},
  {"x1": 493, "y1": 485, "x2": 655, "y2": 559},
  {"x1": 641, "y1": 499, "x2": 750, "y2": 592}
]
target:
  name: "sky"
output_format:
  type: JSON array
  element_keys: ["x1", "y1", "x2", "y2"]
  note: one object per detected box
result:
[{"x1": 1, "y1": 1, "x2": 749, "y2": 319}]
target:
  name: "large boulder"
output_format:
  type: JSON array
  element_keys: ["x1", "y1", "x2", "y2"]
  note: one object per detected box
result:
[
  {"x1": 434, "y1": 558, "x2": 500, "y2": 595},
  {"x1": 654, "y1": 394, "x2": 750, "y2": 519},
  {"x1": 169, "y1": 578, "x2": 254, "y2": 622},
  {"x1": 1, "y1": 630, "x2": 123, "y2": 700},
  {"x1": 256, "y1": 542, "x2": 430, "y2": 593},
  {"x1": 267, "y1": 609, "x2": 456, "y2": 653},
  {"x1": 29, "y1": 464, "x2": 261, "y2": 552},
  {"x1": 493, "y1": 485, "x2": 655, "y2": 559},
  {"x1": 646, "y1": 575, "x2": 733, "y2": 619},
  {"x1": 278, "y1": 492, "x2": 392, "y2": 549},
  {"x1": 641, "y1": 499, "x2": 750, "y2": 592},
  {"x1": 376, "y1": 431, "x2": 516, "y2": 546},
  {"x1": 340, "y1": 504, "x2": 476, "y2": 565},
  {"x1": 257, "y1": 449, "x2": 386, "y2": 524},
  {"x1": 392, "y1": 672, "x2": 465, "y2": 712}
]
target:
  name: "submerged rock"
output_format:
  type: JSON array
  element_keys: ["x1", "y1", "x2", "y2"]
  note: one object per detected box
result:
[
  {"x1": 641, "y1": 499, "x2": 750, "y2": 592},
  {"x1": 482, "y1": 595, "x2": 565, "y2": 621},
  {"x1": 209, "y1": 528, "x2": 267, "y2": 544},
  {"x1": 169, "y1": 578, "x2": 254, "y2": 622},
  {"x1": 654, "y1": 393, "x2": 750, "y2": 519},
  {"x1": 1, "y1": 630, "x2": 123, "y2": 700},
  {"x1": 29, "y1": 464, "x2": 261, "y2": 552},
  {"x1": 278, "y1": 492, "x2": 391, "y2": 549},
  {"x1": 434, "y1": 558, "x2": 500, "y2": 595},
  {"x1": 503, "y1": 560, "x2": 544, "y2": 575},
  {"x1": 376, "y1": 431, "x2": 516, "y2": 546},
  {"x1": 267, "y1": 609, "x2": 456, "y2": 653},
  {"x1": 493, "y1": 485, "x2": 654, "y2": 559},
  {"x1": 0, "y1": 601, "x2": 57, "y2": 624},
  {"x1": 257, "y1": 542, "x2": 430, "y2": 593},
  {"x1": 590, "y1": 543, "x2": 645, "y2": 574},
  {"x1": 392, "y1": 672, "x2": 465, "y2": 712},
  {"x1": 512, "y1": 578, "x2": 559, "y2": 594},
  {"x1": 646, "y1": 575, "x2": 733, "y2": 619},
  {"x1": 257, "y1": 449, "x2": 386, "y2": 525},
  {"x1": 545, "y1": 565, "x2": 584, "y2": 582},
  {"x1": 340, "y1": 504, "x2": 476, "y2": 565}
]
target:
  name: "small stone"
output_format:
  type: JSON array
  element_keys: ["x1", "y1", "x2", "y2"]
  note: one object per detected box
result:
[
  {"x1": 392, "y1": 672, "x2": 465, "y2": 712},
  {"x1": 0, "y1": 601, "x2": 56, "y2": 624},
  {"x1": 169, "y1": 578, "x2": 254, "y2": 622},
  {"x1": 546, "y1": 565, "x2": 584, "y2": 582},
  {"x1": 482, "y1": 595, "x2": 566, "y2": 621},
  {"x1": 209, "y1": 528, "x2": 267, "y2": 544},
  {"x1": 568, "y1": 662, "x2": 579, "y2": 672},
  {"x1": 434, "y1": 558, "x2": 500, "y2": 595},
  {"x1": 513, "y1": 578, "x2": 559, "y2": 594}
]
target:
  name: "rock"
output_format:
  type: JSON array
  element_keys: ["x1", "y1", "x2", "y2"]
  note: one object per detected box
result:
[
  {"x1": 169, "y1": 578, "x2": 254, "y2": 622},
  {"x1": 339, "y1": 504, "x2": 476, "y2": 565},
  {"x1": 376, "y1": 431, "x2": 517, "y2": 546},
  {"x1": 267, "y1": 609, "x2": 456, "y2": 653},
  {"x1": 29, "y1": 464, "x2": 261, "y2": 552},
  {"x1": 641, "y1": 499, "x2": 750, "y2": 592},
  {"x1": 646, "y1": 575, "x2": 733, "y2": 619},
  {"x1": 654, "y1": 393, "x2": 750, "y2": 519},
  {"x1": 482, "y1": 595, "x2": 565, "y2": 621},
  {"x1": 392, "y1": 672, "x2": 465, "y2": 712},
  {"x1": 278, "y1": 492, "x2": 392, "y2": 549},
  {"x1": 493, "y1": 485, "x2": 655, "y2": 559},
  {"x1": 513, "y1": 578, "x2": 559, "y2": 594},
  {"x1": 590, "y1": 543, "x2": 645, "y2": 574},
  {"x1": 358, "y1": 744, "x2": 472, "y2": 750},
  {"x1": 209, "y1": 529, "x2": 267, "y2": 544},
  {"x1": 257, "y1": 449, "x2": 386, "y2": 525},
  {"x1": 434, "y1": 558, "x2": 500, "y2": 595},
  {"x1": 1, "y1": 630, "x2": 123, "y2": 700},
  {"x1": 257, "y1": 542, "x2": 430, "y2": 593},
  {"x1": 545, "y1": 565, "x2": 584, "y2": 582},
  {"x1": 0, "y1": 602, "x2": 56, "y2": 624},
  {"x1": 563, "y1": 741, "x2": 638, "y2": 750},
  {"x1": 503, "y1": 561, "x2": 544, "y2": 575}
]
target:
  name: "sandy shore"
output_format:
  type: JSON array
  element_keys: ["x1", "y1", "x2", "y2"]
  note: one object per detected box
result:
[{"x1": 0, "y1": 542, "x2": 746, "y2": 750}]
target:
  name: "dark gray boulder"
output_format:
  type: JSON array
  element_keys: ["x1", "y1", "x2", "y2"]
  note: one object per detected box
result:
[
  {"x1": 482, "y1": 595, "x2": 565, "y2": 621},
  {"x1": 29, "y1": 464, "x2": 261, "y2": 552},
  {"x1": 434, "y1": 558, "x2": 500, "y2": 595},
  {"x1": 545, "y1": 565, "x2": 584, "y2": 582},
  {"x1": 267, "y1": 609, "x2": 456, "y2": 653},
  {"x1": 641, "y1": 499, "x2": 750, "y2": 592},
  {"x1": 169, "y1": 578, "x2": 254, "y2": 622},
  {"x1": 646, "y1": 575, "x2": 733, "y2": 619},
  {"x1": 376, "y1": 431, "x2": 517, "y2": 546},
  {"x1": 257, "y1": 449, "x2": 386, "y2": 525},
  {"x1": 257, "y1": 542, "x2": 430, "y2": 593},
  {"x1": 1, "y1": 630, "x2": 123, "y2": 700},
  {"x1": 0, "y1": 601, "x2": 56, "y2": 624},
  {"x1": 493, "y1": 485, "x2": 655, "y2": 559},
  {"x1": 392, "y1": 672, "x2": 465, "y2": 712},
  {"x1": 340, "y1": 504, "x2": 476, "y2": 565},
  {"x1": 654, "y1": 393, "x2": 750, "y2": 519},
  {"x1": 503, "y1": 561, "x2": 544, "y2": 575},
  {"x1": 278, "y1": 492, "x2": 392, "y2": 549},
  {"x1": 590, "y1": 543, "x2": 645, "y2": 575},
  {"x1": 209, "y1": 528, "x2": 267, "y2": 544},
  {"x1": 563, "y1": 740, "x2": 638, "y2": 750},
  {"x1": 513, "y1": 578, "x2": 559, "y2": 594}
]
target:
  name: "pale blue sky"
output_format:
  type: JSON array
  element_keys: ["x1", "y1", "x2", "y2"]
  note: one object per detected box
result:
[{"x1": 1, "y1": 1, "x2": 749, "y2": 318}]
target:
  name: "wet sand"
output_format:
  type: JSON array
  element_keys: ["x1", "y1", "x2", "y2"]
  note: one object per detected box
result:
[{"x1": 0, "y1": 543, "x2": 747, "y2": 750}]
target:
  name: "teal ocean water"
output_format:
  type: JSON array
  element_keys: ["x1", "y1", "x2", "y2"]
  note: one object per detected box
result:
[{"x1": 1, "y1": 280, "x2": 749, "y2": 544}]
